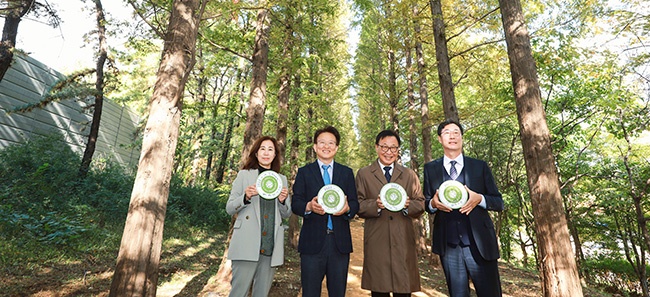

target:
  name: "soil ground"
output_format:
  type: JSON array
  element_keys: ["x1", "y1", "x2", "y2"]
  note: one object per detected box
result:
[
  {"x1": 3, "y1": 218, "x2": 611, "y2": 296},
  {"x1": 262, "y1": 218, "x2": 539, "y2": 297}
]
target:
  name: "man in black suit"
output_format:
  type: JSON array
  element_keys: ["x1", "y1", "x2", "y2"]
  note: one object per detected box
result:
[
  {"x1": 423, "y1": 119, "x2": 503, "y2": 297},
  {"x1": 292, "y1": 126, "x2": 359, "y2": 297}
]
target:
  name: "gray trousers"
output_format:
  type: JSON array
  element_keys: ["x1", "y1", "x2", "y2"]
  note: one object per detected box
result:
[{"x1": 229, "y1": 255, "x2": 276, "y2": 297}]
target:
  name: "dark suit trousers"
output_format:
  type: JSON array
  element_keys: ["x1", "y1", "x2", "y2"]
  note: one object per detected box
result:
[
  {"x1": 300, "y1": 233, "x2": 350, "y2": 297},
  {"x1": 440, "y1": 244, "x2": 501, "y2": 297}
]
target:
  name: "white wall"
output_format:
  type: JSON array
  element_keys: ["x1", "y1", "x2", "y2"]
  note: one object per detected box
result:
[{"x1": 0, "y1": 52, "x2": 141, "y2": 167}]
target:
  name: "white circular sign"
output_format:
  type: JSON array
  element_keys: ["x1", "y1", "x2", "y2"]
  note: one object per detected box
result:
[
  {"x1": 438, "y1": 180, "x2": 468, "y2": 209},
  {"x1": 318, "y1": 184, "x2": 345, "y2": 214},
  {"x1": 256, "y1": 171, "x2": 283, "y2": 199},
  {"x1": 380, "y1": 183, "x2": 407, "y2": 212}
]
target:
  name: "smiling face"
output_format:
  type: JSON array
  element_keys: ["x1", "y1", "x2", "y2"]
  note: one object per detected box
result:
[
  {"x1": 313, "y1": 132, "x2": 339, "y2": 164},
  {"x1": 375, "y1": 135, "x2": 399, "y2": 166},
  {"x1": 438, "y1": 123, "x2": 463, "y2": 157},
  {"x1": 256, "y1": 140, "x2": 277, "y2": 169}
]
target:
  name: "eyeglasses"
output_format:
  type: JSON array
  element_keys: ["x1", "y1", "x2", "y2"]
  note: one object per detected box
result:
[
  {"x1": 378, "y1": 145, "x2": 399, "y2": 153},
  {"x1": 317, "y1": 141, "x2": 337, "y2": 148},
  {"x1": 441, "y1": 129, "x2": 461, "y2": 137}
]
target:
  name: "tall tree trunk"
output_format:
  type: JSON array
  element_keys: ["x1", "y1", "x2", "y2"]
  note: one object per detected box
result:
[
  {"x1": 108, "y1": 1, "x2": 205, "y2": 295},
  {"x1": 241, "y1": 5, "x2": 270, "y2": 165},
  {"x1": 287, "y1": 73, "x2": 302, "y2": 248},
  {"x1": 79, "y1": 0, "x2": 108, "y2": 178},
  {"x1": 275, "y1": 2, "x2": 295, "y2": 164},
  {"x1": 429, "y1": 0, "x2": 458, "y2": 122},
  {"x1": 498, "y1": 0, "x2": 583, "y2": 296},
  {"x1": 188, "y1": 48, "x2": 207, "y2": 185},
  {"x1": 215, "y1": 70, "x2": 244, "y2": 184},
  {"x1": 0, "y1": 0, "x2": 33, "y2": 81},
  {"x1": 406, "y1": 39, "x2": 427, "y2": 256},
  {"x1": 384, "y1": 1, "x2": 399, "y2": 132},
  {"x1": 406, "y1": 46, "x2": 417, "y2": 173},
  {"x1": 415, "y1": 5, "x2": 432, "y2": 165},
  {"x1": 416, "y1": 4, "x2": 435, "y2": 261}
]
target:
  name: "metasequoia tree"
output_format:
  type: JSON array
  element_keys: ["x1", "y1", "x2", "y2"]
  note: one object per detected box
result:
[
  {"x1": 413, "y1": 3, "x2": 432, "y2": 165},
  {"x1": 240, "y1": 2, "x2": 270, "y2": 164},
  {"x1": 498, "y1": 0, "x2": 583, "y2": 295},
  {"x1": 429, "y1": 0, "x2": 458, "y2": 122},
  {"x1": 109, "y1": 0, "x2": 207, "y2": 296},
  {"x1": 78, "y1": 0, "x2": 109, "y2": 178},
  {"x1": 275, "y1": 1, "x2": 296, "y2": 164}
]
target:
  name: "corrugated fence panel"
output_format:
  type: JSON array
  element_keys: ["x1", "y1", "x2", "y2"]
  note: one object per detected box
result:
[{"x1": 0, "y1": 52, "x2": 141, "y2": 167}]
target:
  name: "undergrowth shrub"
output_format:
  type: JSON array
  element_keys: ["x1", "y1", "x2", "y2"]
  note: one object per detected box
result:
[
  {"x1": 584, "y1": 257, "x2": 647, "y2": 297},
  {"x1": 167, "y1": 176, "x2": 230, "y2": 230},
  {"x1": 0, "y1": 134, "x2": 230, "y2": 265}
]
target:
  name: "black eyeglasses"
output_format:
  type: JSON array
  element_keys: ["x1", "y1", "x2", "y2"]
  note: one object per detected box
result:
[{"x1": 378, "y1": 145, "x2": 399, "y2": 153}]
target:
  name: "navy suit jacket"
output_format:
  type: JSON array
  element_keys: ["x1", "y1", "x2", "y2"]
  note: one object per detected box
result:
[
  {"x1": 423, "y1": 156, "x2": 503, "y2": 261},
  {"x1": 291, "y1": 160, "x2": 359, "y2": 255}
]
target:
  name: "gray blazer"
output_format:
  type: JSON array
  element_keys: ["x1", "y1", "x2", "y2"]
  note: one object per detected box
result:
[{"x1": 226, "y1": 169, "x2": 292, "y2": 267}]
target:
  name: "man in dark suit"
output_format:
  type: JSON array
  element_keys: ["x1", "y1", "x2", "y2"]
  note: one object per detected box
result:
[
  {"x1": 423, "y1": 119, "x2": 504, "y2": 297},
  {"x1": 292, "y1": 126, "x2": 359, "y2": 297}
]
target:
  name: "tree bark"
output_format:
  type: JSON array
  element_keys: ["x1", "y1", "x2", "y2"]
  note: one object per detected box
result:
[
  {"x1": 287, "y1": 73, "x2": 302, "y2": 248},
  {"x1": 108, "y1": 0, "x2": 205, "y2": 296},
  {"x1": 78, "y1": 0, "x2": 108, "y2": 178},
  {"x1": 240, "y1": 5, "x2": 270, "y2": 165},
  {"x1": 498, "y1": 0, "x2": 583, "y2": 295},
  {"x1": 406, "y1": 38, "x2": 427, "y2": 256},
  {"x1": 275, "y1": 2, "x2": 295, "y2": 165},
  {"x1": 383, "y1": 1, "x2": 399, "y2": 132},
  {"x1": 429, "y1": 0, "x2": 458, "y2": 122},
  {"x1": 416, "y1": 4, "x2": 435, "y2": 261}
]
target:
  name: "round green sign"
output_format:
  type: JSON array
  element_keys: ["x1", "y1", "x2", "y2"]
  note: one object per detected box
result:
[{"x1": 256, "y1": 171, "x2": 282, "y2": 199}]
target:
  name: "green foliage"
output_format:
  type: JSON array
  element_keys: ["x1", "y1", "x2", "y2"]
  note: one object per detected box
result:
[
  {"x1": 0, "y1": 134, "x2": 231, "y2": 270},
  {"x1": 584, "y1": 257, "x2": 649, "y2": 296},
  {"x1": 167, "y1": 179, "x2": 231, "y2": 230}
]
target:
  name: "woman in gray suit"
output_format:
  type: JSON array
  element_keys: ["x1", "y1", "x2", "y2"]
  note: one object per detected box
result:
[{"x1": 226, "y1": 136, "x2": 291, "y2": 297}]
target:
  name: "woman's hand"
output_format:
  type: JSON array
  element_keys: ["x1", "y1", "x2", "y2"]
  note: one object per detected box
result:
[
  {"x1": 244, "y1": 185, "x2": 258, "y2": 201},
  {"x1": 278, "y1": 187, "x2": 289, "y2": 203}
]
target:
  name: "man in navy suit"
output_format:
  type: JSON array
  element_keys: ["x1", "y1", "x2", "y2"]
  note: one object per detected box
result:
[
  {"x1": 423, "y1": 119, "x2": 503, "y2": 297},
  {"x1": 292, "y1": 126, "x2": 359, "y2": 297}
]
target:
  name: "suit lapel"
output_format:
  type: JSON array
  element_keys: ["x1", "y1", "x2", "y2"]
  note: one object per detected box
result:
[
  {"x1": 331, "y1": 161, "x2": 342, "y2": 185},
  {"x1": 462, "y1": 157, "x2": 472, "y2": 188},
  {"x1": 371, "y1": 162, "x2": 386, "y2": 184},
  {"x1": 391, "y1": 163, "x2": 403, "y2": 182},
  {"x1": 309, "y1": 161, "x2": 325, "y2": 187},
  {"x1": 246, "y1": 169, "x2": 262, "y2": 225},
  {"x1": 434, "y1": 158, "x2": 444, "y2": 187}
]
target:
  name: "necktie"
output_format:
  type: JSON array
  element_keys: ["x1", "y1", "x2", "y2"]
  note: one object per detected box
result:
[
  {"x1": 322, "y1": 164, "x2": 333, "y2": 230},
  {"x1": 449, "y1": 160, "x2": 458, "y2": 180},
  {"x1": 322, "y1": 164, "x2": 331, "y2": 185},
  {"x1": 383, "y1": 166, "x2": 391, "y2": 183}
]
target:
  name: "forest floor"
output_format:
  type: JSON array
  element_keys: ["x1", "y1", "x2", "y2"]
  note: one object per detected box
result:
[
  {"x1": 202, "y1": 219, "x2": 610, "y2": 297},
  {"x1": 4, "y1": 219, "x2": 613, "y2": 296}
]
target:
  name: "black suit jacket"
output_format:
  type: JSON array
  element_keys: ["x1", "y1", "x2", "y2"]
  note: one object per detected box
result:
[
  {"x1": 291, "y1": 160, "x2": 359, "y2": 254},
  {"x1": 423, "y1": 156, "x2": 503, "y2": 261}
]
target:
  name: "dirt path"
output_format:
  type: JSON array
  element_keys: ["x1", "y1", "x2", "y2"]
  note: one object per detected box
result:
[{"x1": 307, "y1": 219, "x2": 446, "y2": 297}]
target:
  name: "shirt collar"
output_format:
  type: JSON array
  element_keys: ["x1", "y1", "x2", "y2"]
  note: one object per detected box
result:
[
  {"x1": 377, "y1": 159, "x2": 393, "y2": 170},
  {"x1": 443, "y1": 154, "x2": 464, "y2": 166},
  {"x1": 317, "y1": 159, "x2": 333, "y2": 169}
]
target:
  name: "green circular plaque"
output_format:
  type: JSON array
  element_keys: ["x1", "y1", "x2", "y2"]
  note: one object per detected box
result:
[
  {"x1": 256, "y1": 171, "x2": 282, "y2": 199},
  {"x1": 438, "y1": 180, "x2": 468, "y2": 209}
]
